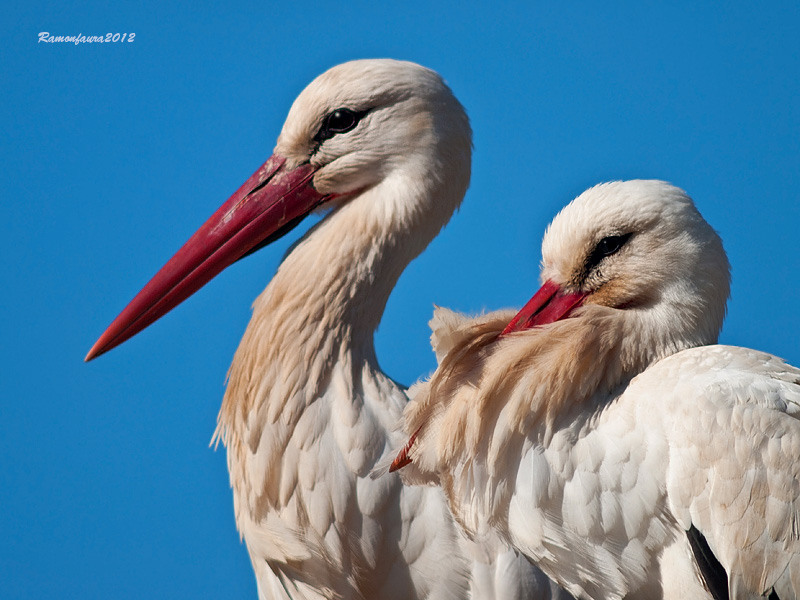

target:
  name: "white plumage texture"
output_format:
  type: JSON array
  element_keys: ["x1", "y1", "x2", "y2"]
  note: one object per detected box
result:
[
  {"x1": 210, "y1": 60, "x2": 567, "y2": 599},
  {"x1": 398, "y1": 180, "x2": 800, "y2": 599}
]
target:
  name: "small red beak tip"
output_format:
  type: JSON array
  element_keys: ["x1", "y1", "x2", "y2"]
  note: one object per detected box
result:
[
  {"x1": 84, "y1": 346, "x2": 101, "y2": 363},
  {"x1": 390, "y1": 430, "x2": 419, "y2": 472},
  {"x1": 84, "y1": 335, "x2": 113, "y2": 362},
  {"x1": 388, "y1": 455, "x2": 411, "y2": 473}
]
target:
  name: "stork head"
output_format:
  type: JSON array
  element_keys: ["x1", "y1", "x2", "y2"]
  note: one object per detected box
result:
[
  {"x1": 391, "y1": 180, "x2": 730, "y2": 475},
  {"x1": 503, "y1": 180, "x2": 730, "y2": 361},
  {"x1": 86, "y1": 59, "x2": 471, "y2": 361},
  {"x1": 279, "y1": 60, "x2": 470, "y2": 201}
]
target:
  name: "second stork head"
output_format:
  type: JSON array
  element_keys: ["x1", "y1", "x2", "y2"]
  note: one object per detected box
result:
[
  {"x1": 393, "y1": 180, "x2": 730, "y2": 475},
  {"x1": 503, "y1": 179, "x2": 730, "y2": 364}
]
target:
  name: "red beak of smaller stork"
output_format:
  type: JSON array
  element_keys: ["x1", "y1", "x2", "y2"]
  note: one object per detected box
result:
[
  {"x1": 85, "y1": 155, "x2": 329, "y2": 361},
  {"x1": 390, "y1": 279, "x2": 588, "y2": 472},
  {"x1": 499, "y1": 279, "x2": 588, "y2": 336}
]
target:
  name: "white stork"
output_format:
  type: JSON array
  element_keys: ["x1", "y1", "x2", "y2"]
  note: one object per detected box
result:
[
  {"x1": 86, "y1": 60, "x2": 569, "y2": 599},
  {"x1": 394, "y1": 180, "x2": 800, "y2": 599}
]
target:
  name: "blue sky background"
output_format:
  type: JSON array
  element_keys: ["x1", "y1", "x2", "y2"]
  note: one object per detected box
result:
[{"x1": 3, "y1": 2, "x2": 799, "y2": 598}]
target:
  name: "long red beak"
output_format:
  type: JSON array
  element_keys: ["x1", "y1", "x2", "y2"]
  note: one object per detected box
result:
[
  {"x1": 500, "y1": 279, "x2": 588, "y2": 336},
  {"x1": 85, "y1": 154, "x2": 328, "y2": 361}
]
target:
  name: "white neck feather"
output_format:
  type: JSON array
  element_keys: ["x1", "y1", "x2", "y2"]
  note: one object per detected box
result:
[{"x1": 215, "y1": 166, "x2": 458, "y2": 445}]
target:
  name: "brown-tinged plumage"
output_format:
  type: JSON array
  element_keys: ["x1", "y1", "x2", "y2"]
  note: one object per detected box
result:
[
  {"x1": 88, "y1": 59, "x2": 570, "y2": 600},
  {"x1": 396, "y1": 180, "x2": 800, "y2": 599}
]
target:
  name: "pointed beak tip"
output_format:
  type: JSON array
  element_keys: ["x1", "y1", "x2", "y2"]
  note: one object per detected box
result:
[
  {"x1": 85, "y1": 332, "x2": 115, "y2": 362},
  {"x1": 388, "y1": 456, "x2": 410, "y2": 473},
  {"x1": 84, "y1": 343, "x2": 102, "y2": 363},
  {"x1": 390, "y1": 430, "x2": 419, "y2": 472}
]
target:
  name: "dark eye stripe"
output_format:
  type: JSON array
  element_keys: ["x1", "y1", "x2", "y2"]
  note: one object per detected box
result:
[
  {"x1": 585, "y1": 232, "x2": 633, "y2": 272},
  {"x1": 313, "y1": 108, "x2": 371, "y2": 144}
]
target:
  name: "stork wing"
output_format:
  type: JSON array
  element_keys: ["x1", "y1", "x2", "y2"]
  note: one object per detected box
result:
[{"x1": 638, "y1": 345, "x2": 800, "y2": 598}]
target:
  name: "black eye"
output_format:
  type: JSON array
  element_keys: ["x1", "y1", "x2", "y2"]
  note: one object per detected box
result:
[
  {"x1": 313, "y1": 108, "x2": 369, "y2": 144},
  {"x1": 586, "y1": 233, "x2": 632, "y2": 271},
  {"x1": 326, "y1": 109, "x2": 357, "y2": 133},
  {"x1": 596, "y1": 234, "x2": 629, "y2": 256}
]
